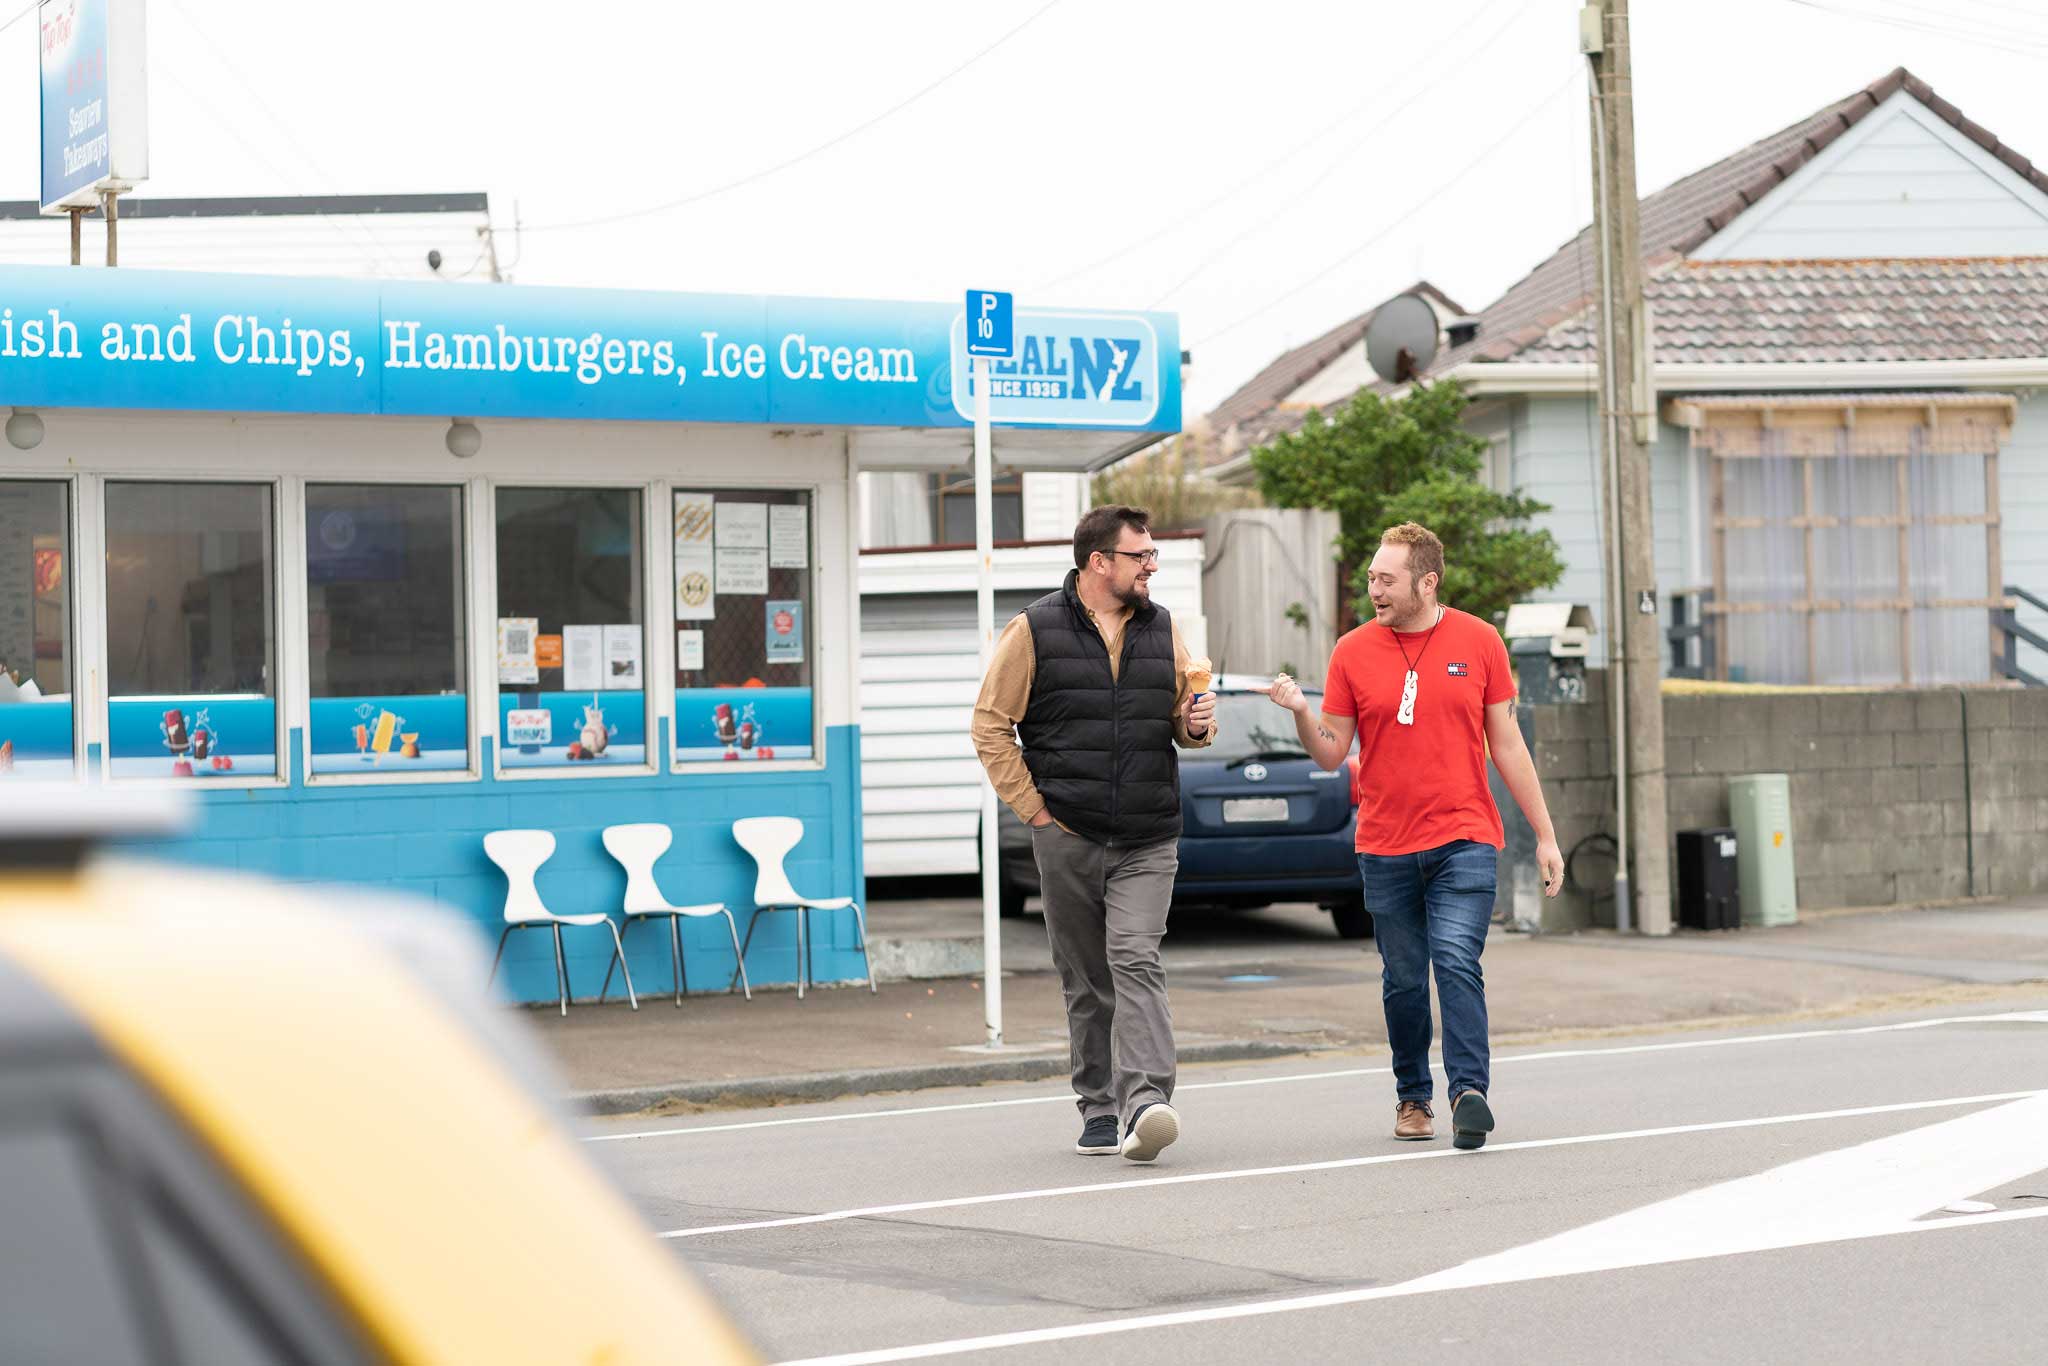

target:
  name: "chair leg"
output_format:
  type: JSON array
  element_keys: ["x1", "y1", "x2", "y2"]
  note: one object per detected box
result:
[
  {"x1": 600, "y1": 931, "x2": 619, "y2": 1004},
  {"x1": 795, "y1": 906, "x2": 807, "y2": 1001},
  {"x1": 669, "y1": 916, "x2": 685, "y2": 1007},
  {"x1": 732, "y1": 908, "x2": 763, "y2": 992},
  {"x1": 551, "y1": 924, "x2": 569, "y2": 1016},
  {"x1": 721, "y1": 910, "x2": 752, "y2": 1000},
  {"x1": 486, "y1": 925, "x2": 514, "y2": 992},
  {"x1": 851, "y1": 903, "x2": 876, "y2": 994},
  {"x1": 605, "y1": 921, "x2": 638, "y2": 1010}
]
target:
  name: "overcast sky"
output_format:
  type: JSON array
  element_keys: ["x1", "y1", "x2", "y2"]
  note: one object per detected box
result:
[{"x1": 4, "y1": 0, "x2": 2046, "y2": 415}]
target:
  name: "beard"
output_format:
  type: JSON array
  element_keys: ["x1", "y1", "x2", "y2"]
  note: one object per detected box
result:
[
  {"x1": 1113, "y1": 577, "x2": 1152, "y2": 609},
  {"x1": 1373, "y1": 589, "x2": 1427, "y2": 628}
]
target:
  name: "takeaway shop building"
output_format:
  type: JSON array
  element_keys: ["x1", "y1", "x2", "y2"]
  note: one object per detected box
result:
[{"x1": 0, "y1": 264, "x2": 1178, "y2": 1003}]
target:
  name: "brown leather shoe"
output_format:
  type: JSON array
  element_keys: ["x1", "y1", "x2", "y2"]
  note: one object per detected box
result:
[{"x1": 1394, "y1": 1100, "x2": 1435, "y2": 1141}]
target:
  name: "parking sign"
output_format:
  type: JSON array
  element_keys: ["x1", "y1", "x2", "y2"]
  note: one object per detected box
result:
[{"x1": 965, "y1": 289, "x2": 1013, "y2": 359}]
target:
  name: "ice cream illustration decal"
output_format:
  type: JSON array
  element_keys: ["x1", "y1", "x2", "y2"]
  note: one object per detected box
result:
[
  {"x1": 711, "y1": 700, "x2": 771, "y2": 760},
  {"x1": 162, "y1": 706, "x2": 233, "y2": 775},
  {"x1": 566, "y1": 697, "x2": 616, "y2": 761},
  {"x1": 351, "y1": 703, "x2": 411, "y2": 763}
]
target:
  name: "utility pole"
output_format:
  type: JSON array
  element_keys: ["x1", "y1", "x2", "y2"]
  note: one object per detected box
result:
[{"x1": 1582, "y1": 0, "x2": 1671, "y2": 935}]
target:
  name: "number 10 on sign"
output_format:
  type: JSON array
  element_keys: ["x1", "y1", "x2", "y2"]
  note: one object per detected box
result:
[{"x1": 965, "y1": 289, "x2": 1013, "y2": 359}]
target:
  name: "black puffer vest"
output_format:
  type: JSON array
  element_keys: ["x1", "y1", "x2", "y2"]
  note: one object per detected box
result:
[{"x1": 1017, "y1": 570, "x2": 1182, "y2": 847}]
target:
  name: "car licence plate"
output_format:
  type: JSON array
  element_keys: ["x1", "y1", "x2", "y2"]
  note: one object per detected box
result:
[{"x1": 1223, "y1": 797, "x2": 1290, "y2": 824}]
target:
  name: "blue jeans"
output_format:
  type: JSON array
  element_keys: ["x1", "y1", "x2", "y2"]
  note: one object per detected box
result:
[{"x1": 1357, "y1": 840, "x2": 1497, "y2": 1104}]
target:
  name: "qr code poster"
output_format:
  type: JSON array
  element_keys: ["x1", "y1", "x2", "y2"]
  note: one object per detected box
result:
[{"x1": 497, "y1": 616, "x2": 540, "y2": 685}]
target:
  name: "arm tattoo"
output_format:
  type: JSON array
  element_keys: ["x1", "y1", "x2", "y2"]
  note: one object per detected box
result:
[{"x1": 1315, "y1": 725, "x2": 1337, "y2": 743}]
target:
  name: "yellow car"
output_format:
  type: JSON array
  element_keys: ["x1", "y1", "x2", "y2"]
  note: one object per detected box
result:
[{"x1": 0, "y1": 793, "x2": 754, "y2": 1365}]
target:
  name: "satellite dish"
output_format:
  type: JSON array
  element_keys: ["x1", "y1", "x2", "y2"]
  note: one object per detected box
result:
[{"x1": 1364, "y1": 293, "x2": 1440, "y2": 385}]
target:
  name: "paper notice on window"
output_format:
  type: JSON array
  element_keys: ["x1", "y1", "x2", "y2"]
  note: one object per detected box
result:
[
  {"x1": 677, "y1": 629, "x2": 705, "y2": 672},
  {"x1": 770, "y1": 504, "x2": 809, "y2": 569},
  {"x1": 603, "y1": 626, "x2": 642, "y2": 688},
  {"x1": 673, "y1": 493, "x2": 715, "y2": 547},
  {"x1": 562, "y1": 625, "x2": 603, "y2": 693},
  {"x1": 716, "y1": 545, "x2": 769, "y2": 595},
  {"x1": 497, "y1": 617, "x2": 539, "y2": 685},
  {"x1": 716, "y1": 501, "x2": 768, "y2": 549},
  {"x1": 675, "y1": 547, "x2": 715, "y2": 621},
  {"x1": 765, "y1": 599, "x2": 804, "y2": 666}
]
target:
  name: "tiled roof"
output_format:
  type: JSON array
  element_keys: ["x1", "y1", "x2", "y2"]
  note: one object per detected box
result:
[
  {"x1": 1520, "y1": 257, "x2": 2048, "y2": 364},
  {"x1": 1216, "y1": 67, "x2": 2048, "y2": 446}
]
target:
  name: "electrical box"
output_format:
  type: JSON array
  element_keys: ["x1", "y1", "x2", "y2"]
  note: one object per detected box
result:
[
  {"x1": 1728, "y1": 773, "x2": 1797, "y2": 927},
  {"x1": 1676, "y1": 827, "x2": 1740, "y2": 931}
]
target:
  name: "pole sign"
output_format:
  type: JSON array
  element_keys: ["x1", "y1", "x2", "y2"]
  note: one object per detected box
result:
[
  {"x1": 39, "y1": 0, "x2": 150, "y2": 215},
  {"x1": 964, "y1": 289, "x2": 1013, "y2": 359}
]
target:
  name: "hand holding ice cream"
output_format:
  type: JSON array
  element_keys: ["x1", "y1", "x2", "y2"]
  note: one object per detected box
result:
[
  {"x1": 1183, "y1": 655, "x2": 1216, "y2": 737},
  {"x1": 1186, "y1": 655, "x2": 1213, "y2": 699}
]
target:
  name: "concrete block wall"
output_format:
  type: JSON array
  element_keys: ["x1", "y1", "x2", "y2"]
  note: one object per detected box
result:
[{"x1": 1519, "y1": 675, "x2": 2048, "y2": 929}]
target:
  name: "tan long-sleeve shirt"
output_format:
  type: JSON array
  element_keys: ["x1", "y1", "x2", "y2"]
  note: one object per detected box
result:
[{"x1": 971, "y1": 603, "x2": 1214, "y2": 827}]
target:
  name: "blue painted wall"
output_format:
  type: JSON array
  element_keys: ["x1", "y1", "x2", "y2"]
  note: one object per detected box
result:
[{"x1": 112, "y1": 721, "x2": 868, "y2": 1005}]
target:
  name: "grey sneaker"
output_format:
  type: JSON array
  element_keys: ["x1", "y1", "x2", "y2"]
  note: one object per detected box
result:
[
  {"x1": 1075, "y1": 1115, "x2": 1120, "y2": 1155},
  {"x1": 1120, "y1": 1101, "x2": 1181, "y2": 1164}
]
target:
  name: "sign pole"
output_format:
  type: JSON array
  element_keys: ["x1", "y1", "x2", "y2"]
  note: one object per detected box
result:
[{"x1": 974, "y1": 352, "x2": 1003, "y2": 1047}]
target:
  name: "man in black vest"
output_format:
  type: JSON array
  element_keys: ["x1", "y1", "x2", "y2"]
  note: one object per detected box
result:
[{"x1": 971, "y1": 506, "x2": 1216, "y2": 1163}]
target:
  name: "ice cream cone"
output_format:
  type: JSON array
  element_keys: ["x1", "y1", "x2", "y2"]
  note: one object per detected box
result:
[{"x1": 1186, "y1": 656, "x2": 1213, "y2": 697}]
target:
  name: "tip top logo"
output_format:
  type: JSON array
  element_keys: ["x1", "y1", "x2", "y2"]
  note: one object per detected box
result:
[{"x1": 950, "y1": 311, "x2": 1159, "y2": 427}]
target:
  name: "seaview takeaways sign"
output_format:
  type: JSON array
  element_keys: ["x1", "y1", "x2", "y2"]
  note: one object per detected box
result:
[{"x1": 0, "y1": 265, "x2": 1179, "y2": 432}]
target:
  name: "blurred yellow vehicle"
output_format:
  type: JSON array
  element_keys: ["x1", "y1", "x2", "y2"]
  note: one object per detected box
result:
[{"x1": 0, "y1": 793, "x2": 755, "y2": 1365}]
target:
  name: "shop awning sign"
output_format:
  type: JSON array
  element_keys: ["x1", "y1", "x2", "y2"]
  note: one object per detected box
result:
[{"x1": 0, "y1": 266, "x2": 1179, "y2": 435}]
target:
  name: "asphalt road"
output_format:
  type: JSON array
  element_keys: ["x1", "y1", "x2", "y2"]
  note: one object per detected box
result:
[{"x1": 585, "y1": 998, "x2": 2048, "y2": 1364}]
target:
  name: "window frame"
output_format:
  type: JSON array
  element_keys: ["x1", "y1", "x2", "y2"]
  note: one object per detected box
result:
[
  {"x1": 96, "y1": 473, "x2": 286, "y2": 791},
  {"x1": 295, "y1": 477, "x2": 480, "y2": 789},
  {"x1": 667, "y1": 477, "x2": 827, "y2": 776},
  {"x1": 485, "y1": 477, "x2": 659, "y2": 783},
  {"x1": 0, "y1": 473, "x2": 86, "y2": 784}
]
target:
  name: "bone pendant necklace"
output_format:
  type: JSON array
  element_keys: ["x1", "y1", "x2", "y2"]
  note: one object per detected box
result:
[{"x1": 1392, "y1": 607, "x2": 1445, "y2": 726}]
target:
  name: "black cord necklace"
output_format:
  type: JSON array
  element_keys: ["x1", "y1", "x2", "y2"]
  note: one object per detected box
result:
[{"x1": 1390, "y1": 606, "x2": 1445, "y2": 726}]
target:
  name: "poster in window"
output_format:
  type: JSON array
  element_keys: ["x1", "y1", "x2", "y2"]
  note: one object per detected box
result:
[
  {"x1": 770, "y1": 505, "x2": 809, "y2": 569},
  {"x1": 603, "y1": 625, "x2": 643, "y2": 687},
  {"x1": 562, "y1": 625, "x2": 603, "y2": 693},
  {"x1": 715, "y1": 501, "x2": 768, "y2": 549},
  {"x1": 677, "y1": 629, "x2": 704, "y2": 672},
  {"x1": 497, "y1": 617, "x2": 539, "y2": 685},
  {"x1": 674, "y1": 493, "x2": 716, "y2": 621},
  {"x1": 716, "y1": 545, "x2": 768, "y2": 595},
  {"x1": 765, "y1": 600, "x2": 804, "y2": 666}
]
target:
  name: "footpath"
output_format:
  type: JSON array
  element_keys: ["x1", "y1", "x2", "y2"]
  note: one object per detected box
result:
[{"x1": 532, "y1": 893, "x2": 2048, "y2": 1115}]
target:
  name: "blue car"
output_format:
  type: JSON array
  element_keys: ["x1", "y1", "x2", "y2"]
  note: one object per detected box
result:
[{"x1": 998, "y1": 675, "x2": 1370, "y2": 938}]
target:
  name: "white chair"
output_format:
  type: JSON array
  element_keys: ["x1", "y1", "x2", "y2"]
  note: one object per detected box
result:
[
  {"x1": 601, "y1": 823, "x2": 751, "y2": 1007},
  {"x1": 483, "y1": 829, "x2": 637, "y2": 1016},
  {"x1": 730, "y1": 816, "x2": 875, "y2": 999}
]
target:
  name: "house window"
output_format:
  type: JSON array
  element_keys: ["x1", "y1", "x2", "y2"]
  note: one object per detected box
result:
[
  {"x1": 673, "y1": 488, "x2": 816, "y2": 764},
  {"x1": 0, "y1": 481, "x2": 72, "y2": 778},
  {"x1": 304, "y1": 484, "x2": 469, "y2": 777},
  {"x1": 493, "y1": 486, "x2": 647, "y2": 771},
  {"x1": 1681, "y1": 397, "x2": 2010, "y2": 686},
  {"x1": 104, "y1": 482, "x2": 278, "y2": 780},
  {"x1": 930, "y1": 470, "x2": 1023, "y2": 544}
]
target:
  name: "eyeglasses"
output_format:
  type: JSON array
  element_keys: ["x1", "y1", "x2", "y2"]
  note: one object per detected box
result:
[{"x1": 1101, "y1": 548, "x2": 1160, "y2": 567}]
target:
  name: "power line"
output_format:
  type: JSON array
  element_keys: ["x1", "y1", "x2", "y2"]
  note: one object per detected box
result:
[
  {"x1": 1778, "y1": 0, "x2": 2048, "y2": 54},
  {"x1": 0, "y1": 2, "x2": 36, "y2": 38},
  {"x1": 519, "y1": 0, "x2": 1061, "y2": 234},
  {"x1": 1031, "y1": 0, "x2": 1515, "y2": 296},
  {"x1": 1142, "y1": 0, "x2": 1536, "y2": 310},
  {"x1": 1191, "y1": 67, "x2": 1583, "y2": 350}
]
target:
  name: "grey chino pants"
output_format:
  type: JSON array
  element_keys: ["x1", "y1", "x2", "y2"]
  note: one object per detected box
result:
[{"x1": 1030, "y1": 823, "x2": 1179, "y2": 1121}]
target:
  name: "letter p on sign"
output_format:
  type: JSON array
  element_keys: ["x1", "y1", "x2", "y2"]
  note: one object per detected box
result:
[{"x1": 965, "y1": 289, "x2": 1014, "y2": 359}]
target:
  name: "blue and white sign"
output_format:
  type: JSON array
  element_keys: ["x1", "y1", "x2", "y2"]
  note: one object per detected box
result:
[
  {"x1": 964, "y1": 290, "x2": 1013, "y2": 359},
  {"x1": 37, "y1": 0, "x2": 148, "y2": 214},
  {"x1": 0, "y1": 266, "x2": 1181, "y2": 434},
  {"x1": 948, "y1": 309, "x2": 1162, "y2": 428}
]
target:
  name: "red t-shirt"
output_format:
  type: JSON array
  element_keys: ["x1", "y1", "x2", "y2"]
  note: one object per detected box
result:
[{"x1": 1322, "y1": 606, "x2": 1515, "y2": 856}]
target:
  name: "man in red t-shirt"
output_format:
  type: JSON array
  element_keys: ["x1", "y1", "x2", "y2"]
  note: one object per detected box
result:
[{"x1": 1259, "y1": 523, "x2": 1562, "y2": 1151}]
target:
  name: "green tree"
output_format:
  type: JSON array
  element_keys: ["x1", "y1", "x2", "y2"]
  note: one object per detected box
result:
[
  {"x1": 1091, "y1": 431, "x2": 1259, "y2": 532},
  {"x1": 1249, "y1": 380, "x2": 1564, "y2": 629}
]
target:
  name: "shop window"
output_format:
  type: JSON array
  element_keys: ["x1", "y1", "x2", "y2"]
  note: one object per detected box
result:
[
  {"x1": 105, "y1": 482, "x2": 277, "y2": 780},
  {"x1": 494, "y1": 487, "x2": 647, "y2": 770},
  {"x1": 0, "y1": 481, "x2": 73, "y2": 779},
  {"x1": 673, "y1": 488, "x2": 815, "y2": 763},
  {"x1": 305, "y1": 484, "x2": 469, "y2": 776}
]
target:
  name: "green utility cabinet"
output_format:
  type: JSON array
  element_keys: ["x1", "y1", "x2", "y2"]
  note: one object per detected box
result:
[{"x1": 1728, "y1": 773, "x2": 1797, "y2": 926}]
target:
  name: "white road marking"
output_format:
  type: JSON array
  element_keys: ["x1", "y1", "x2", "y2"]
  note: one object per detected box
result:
[
  {"x1": 656, "y1": 1088, "x2": 2039, "y2": 1239},
  {"x1": 772, "y1": 1208, "x2": 2048, "y2": 1365},
  {"x1": 770, "y1": 1093, "x2": 2048, "y2": 1365},
  {"x1": 586, "y1": 1010, "x2": 2048, "y2": 1144}
]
